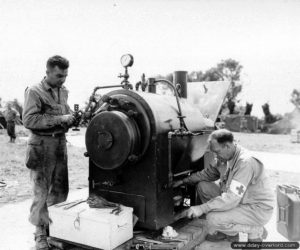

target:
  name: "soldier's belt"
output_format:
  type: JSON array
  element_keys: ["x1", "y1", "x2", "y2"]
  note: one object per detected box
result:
[{"x1": 32, "y1": 131, "x2": 65, "y2": 137}]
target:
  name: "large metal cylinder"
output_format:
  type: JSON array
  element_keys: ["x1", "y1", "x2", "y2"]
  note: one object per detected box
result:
[
  {"x1": 86, "y1": 110, "x2": 141, "y2": 170},
  {"x1": 86, "y1": 89, "x2": 212, "y2": 171},
  {"x1": 173, "y1": 71, "x2": 188, "y2": 98},
  {"x1": 86, "y1": 89, "x2": 214, "y2": 230}
]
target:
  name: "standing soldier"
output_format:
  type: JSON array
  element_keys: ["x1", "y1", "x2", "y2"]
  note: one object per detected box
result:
[
  {"x1": 4, "y1": 103, "x2": 17, "y2": 142},
  {"x1": 23, "y1": 55, "x2": 75, "y2": 250}
]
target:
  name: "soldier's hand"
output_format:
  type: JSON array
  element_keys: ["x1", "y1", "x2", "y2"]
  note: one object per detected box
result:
[
  {"x1": 172, "y1": 180, "x2": 184, "y2": 188},
  {"x1": 60, "y1": 114, "x2": 76, "y2": 126},
  {"x1": 83, "y1": 111, "x2": 92, "y2": 120},
  {"x1": 186, "y1": 206, "x2": 204, "y2": 219}
]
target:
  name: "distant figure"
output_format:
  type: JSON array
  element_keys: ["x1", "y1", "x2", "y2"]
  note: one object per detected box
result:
[
  {"x1": 290, "y1": 89, "x2": 300, "y2": 109},
  {"x1": 4, "y1": 103, "x2": 17, "y2": 142},
  {"x1": 262, "y1": 103, "x2": 280, "y2": 124},
  {"x1": 227, "y1": 99, "x2": 236, "y2": 114},
  {"x1": 244, "y1": 102, "x2": 253, "y2": 116}
]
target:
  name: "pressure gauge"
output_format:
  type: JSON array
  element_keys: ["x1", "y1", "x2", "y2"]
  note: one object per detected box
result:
[{"x1": 120, "y1": 54, "x2": 134, "y2": 67}]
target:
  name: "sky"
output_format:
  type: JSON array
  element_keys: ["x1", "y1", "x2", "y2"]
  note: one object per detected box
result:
[{"x1": 0, "y1": 0, "x2": 300, "y2": 117}]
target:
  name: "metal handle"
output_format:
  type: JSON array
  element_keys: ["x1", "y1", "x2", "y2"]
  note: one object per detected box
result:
[
  {"x1": 73, "y1": 209, "x2": 86, "y2": 230},
  {"x1": 118, "y1": 223, "x2": 129, "y2": 229},
  {"x1": 278, "y1": 206, "x2": 289, "y2": 225}
]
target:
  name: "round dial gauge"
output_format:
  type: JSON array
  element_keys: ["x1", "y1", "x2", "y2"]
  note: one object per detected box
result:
[{"x1": 120, "y1": 54, "x2": 134, "y2": 67}]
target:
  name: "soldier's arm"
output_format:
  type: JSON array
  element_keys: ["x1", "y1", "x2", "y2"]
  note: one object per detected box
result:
[
  {"x1": 182, "y1": 160, "x2": 221, "y2": 184},
  {"x1": 198, "y1": 158, "x2": 255, "y2": 213},
  {"x1": 22, "y1": 88, "x2": 63, "y2": 130},
  {"x1": 66, "y1": 104, "x2": 73, "y2": 114}
]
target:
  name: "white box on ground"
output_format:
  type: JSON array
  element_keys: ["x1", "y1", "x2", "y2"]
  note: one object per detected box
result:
[
  {"x1": 49, "y1": 202, "x2": 133, "y2": 250},
  {"x1": 291, "y1": 129, "x2": 300, "y2": 143}
]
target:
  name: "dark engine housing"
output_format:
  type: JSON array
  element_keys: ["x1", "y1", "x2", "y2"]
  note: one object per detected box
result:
[{"x1": 84, "y1": 68, "x2": 226, "y2": 230}]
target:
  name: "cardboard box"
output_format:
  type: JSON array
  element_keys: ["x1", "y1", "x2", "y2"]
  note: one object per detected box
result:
[{"x1": 49, "y1": 202, "x2": 133, "y2": 250}]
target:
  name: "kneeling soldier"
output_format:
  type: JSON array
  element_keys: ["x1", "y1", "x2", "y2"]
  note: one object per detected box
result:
[{"x1": 173, "y1": 129, "x2": 274, "y2": 242}]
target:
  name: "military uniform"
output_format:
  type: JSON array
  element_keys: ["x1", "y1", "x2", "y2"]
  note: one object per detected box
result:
[
  {"x1": 4, "y1": 108, "x2": 17, "y2": 141},
  {"x1": 183, "y1": 145, "x2": 274, "y2": 239},
  {"x1": 23, "y1": 78, "x2": 71, "y2": 227}
]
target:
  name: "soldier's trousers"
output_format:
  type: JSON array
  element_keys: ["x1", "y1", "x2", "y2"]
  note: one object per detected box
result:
[
  {"x1": 196, "y1": 181, "x2": 273, "y2": 239},
  {"x1": 26, "y1": 134, "x2": 69, "y2": 226},
  {"x1": 7, "y1": 121, "x2": 16, "y2": 139}
]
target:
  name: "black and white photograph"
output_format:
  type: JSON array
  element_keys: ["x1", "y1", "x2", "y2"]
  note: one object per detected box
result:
[{"x1": 0, "y1": 0, "x2": 300, "y2": 249}]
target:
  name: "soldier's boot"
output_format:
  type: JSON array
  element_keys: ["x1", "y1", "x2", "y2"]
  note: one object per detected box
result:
[
  {"x1": 243, "y1": 227, "x2": 268, "y2": 250},
  {"x1": 248, "y1": 226, "x2": 268, "y2": 242},
  {"x1": 34, "y1": 225, "x2": 49, "y2": 250},
  {"x1": 248, "y1": 227, "x2": 268, "y2": 242}
]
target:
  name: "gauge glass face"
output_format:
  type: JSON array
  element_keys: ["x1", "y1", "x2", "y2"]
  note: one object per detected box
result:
[{"x1": 120, "y1": 54, "x2": 133, "y2": 67}]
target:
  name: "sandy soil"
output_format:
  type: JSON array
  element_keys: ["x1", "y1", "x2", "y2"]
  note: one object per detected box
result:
[
  {"x1": 233, "y1": 132, "x2": 300, "y2": 155},
  {"x1": 0, "y1": 127, "x2": 88, "y2": 205}
]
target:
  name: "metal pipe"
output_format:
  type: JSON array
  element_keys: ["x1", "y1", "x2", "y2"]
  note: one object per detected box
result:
[
  {"x1": 95, "y1": 85, "x2": 124, "y2": 89},
  {"x1": 168, "y1": 131, "x2": 174, "y2": 188},
  {"x1": 84, "y1": 85, "x2": 124, "y2": 113},
  {"x1": 167, "y1": 129, "x2": 212, "y2": 188},
  {"x1": 168, "y1": 130, "x2": 193, "y2": 188},
  {"x1": 173, "y1": 170, "x2": 193, "y2": 178},
  {"x1": 173, "y1": 71, "x2": 188, "y2": 98},
  {"x1": 154, "y1": 79, "x2": 187, "y2": 131}
]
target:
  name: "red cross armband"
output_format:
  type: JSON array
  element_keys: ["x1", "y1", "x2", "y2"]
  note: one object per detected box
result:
[{"x1": 229, "y1": 179, "x2": 246, "y2": 198}]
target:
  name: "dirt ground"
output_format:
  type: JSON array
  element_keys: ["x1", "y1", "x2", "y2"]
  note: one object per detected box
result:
[
  {"x1": 233, "y1": 132, "x2": 300, "y2": 155},
  {"x1": 0, "y1": 127, "x2": 88, "y2": 205},
  {"x1": 0, "y1": 126, "x2": 300, "y2": 205}
]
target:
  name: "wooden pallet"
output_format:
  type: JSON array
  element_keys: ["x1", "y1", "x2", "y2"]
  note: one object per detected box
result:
[
  {"x1": 116, "y1": 218, "x2": 208, "y2": 250},
  {"x1": 195, "y1": 241, "x2": 232, "y2": 250}
]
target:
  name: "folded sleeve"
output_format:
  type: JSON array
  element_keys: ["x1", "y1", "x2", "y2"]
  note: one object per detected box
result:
[{"x1": 183, "y1": 159, "x2": 221, "y2": 184}]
